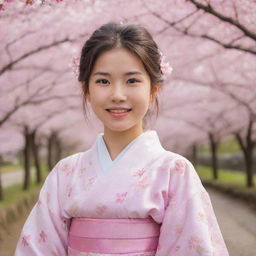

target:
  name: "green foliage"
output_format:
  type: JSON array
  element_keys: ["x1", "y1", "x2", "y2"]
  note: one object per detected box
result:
[
  {"x1": 197, "y1": 165, "x2": 256, "y2": 192},
  {"x1": 199, "y1": 139, "x2": 240, "y2": 154},
  {"x1": 0, "y1": 164, "x2": 23, "y2": 174},
  {"x1": 0, "y1": 182, "x2": 42, "y2": 207},
  {"x1": 0, "y1": 165, "x2": 50, "y2": 207}
]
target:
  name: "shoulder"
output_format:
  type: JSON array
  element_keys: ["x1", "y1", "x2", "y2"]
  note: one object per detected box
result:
[
  {"x1": 161, "y1": 150, "x2": 201, "y2": 180},
  {"x1": 159, "y1": 151, "x2": 205, "y2": 201},
  {"x1": 161, "y1": 150, "x2": 194, "y2": 168},
  {"x1": 57, "y1": 152, "x2": 83, "y2": 166},
  {"x1": 55, "y1": 150, "x2": 91, "y2": 172}
]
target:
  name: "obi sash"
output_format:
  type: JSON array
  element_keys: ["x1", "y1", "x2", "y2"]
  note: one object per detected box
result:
[{"x1": 67, "y1": 217, "x2": 161, "y2": 254}]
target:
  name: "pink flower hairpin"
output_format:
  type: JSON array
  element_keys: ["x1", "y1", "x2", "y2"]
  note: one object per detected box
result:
[{"x1": 159, "y1": 51, "x2": 173, "y2": 79}]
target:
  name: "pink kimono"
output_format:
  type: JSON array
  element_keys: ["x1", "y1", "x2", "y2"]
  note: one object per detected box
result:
[{"x1": 14, "y1": 130, "x2": 229, "y2": 256}]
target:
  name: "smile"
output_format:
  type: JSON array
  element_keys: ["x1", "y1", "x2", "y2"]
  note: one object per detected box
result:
[
  {"x1": 106, "y1": 109, "x2": 131, "y2": 118},
  {"x1": 107, "y1": 109, "x2": 131, "y2": 113}
]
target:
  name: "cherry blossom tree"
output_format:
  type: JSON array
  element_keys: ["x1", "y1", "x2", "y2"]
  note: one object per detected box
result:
[{"x1": 0, "y1": 0, "x2": 255, "y2": 193}]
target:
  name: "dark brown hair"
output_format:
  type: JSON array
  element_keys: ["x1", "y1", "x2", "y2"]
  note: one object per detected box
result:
[{"x1": 78, "y1": 22, "x2": 164, "y2": 125}]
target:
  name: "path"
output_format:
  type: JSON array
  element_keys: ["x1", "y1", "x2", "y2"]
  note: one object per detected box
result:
[
  {"x1": 1, "y1": 169, "x2": 36, "y2": 188},
  {"x1": 207, "y1": 187, "x2": 256, "y2": 256}
]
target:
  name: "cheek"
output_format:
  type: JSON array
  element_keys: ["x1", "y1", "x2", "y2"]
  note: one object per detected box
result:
[
  {"x1": 131, "y1": 93, "x2": 151, "y2": 112},
  {"x1": 88, "y1": 89, "x2": 105, "y2": 104}
]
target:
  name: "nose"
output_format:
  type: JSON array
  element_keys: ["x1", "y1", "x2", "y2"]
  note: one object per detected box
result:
[{"x1": 110, "y1": 84, "x2": 127, "y2": 102}]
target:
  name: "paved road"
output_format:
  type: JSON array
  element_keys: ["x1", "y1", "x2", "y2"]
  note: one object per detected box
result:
[
  {"x1": 207, "y1": 187, "x2": 256, "y2": 256},
  {"x1": 1, "y1": 169, "x2": 35, "y2": 188},
  {"x1": 0, "y1": 187, "x2": 255, "y2": 256}
]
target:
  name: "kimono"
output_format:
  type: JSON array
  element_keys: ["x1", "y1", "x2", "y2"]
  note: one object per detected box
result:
[{"x1": 14, "y1": 130, "x2": 229, "y2": 256}]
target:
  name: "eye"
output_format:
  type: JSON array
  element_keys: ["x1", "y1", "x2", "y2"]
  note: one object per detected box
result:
[
  {"x1": 128, "y1": 78, "x2": 140, "y2": 84},
  {"x1": 96, "y1": 79, "x2": 109, "y2": 85}
]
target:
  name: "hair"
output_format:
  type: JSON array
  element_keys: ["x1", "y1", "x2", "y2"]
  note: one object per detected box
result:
[{"x1": 78, "y1": 22, "x2": 164, "y2": 128}]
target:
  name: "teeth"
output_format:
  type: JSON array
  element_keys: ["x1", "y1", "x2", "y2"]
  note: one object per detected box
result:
[{"x1": 109, "y1": 109, "x2": 129, "y2": 113}]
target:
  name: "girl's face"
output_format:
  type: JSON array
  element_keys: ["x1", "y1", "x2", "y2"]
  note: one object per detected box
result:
[{"x1": 87, "y1": 47, "x2": 154, "y2": 134}]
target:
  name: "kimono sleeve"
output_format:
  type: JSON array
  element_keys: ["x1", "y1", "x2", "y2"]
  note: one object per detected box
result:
[
  {"x1": 14, "y1": 161, "x2": 70, "y2": 256},
  {"x1": 155, "y1": 157, "x2": 229, "y2": 256}
]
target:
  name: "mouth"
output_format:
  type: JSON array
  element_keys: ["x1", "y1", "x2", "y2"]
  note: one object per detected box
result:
[
  {"x1": 106, "y1": 108, "x2": 132, "y2": 118},
  {"x1": 106, "y1": 109, "x2": 132, "y2": 113}
]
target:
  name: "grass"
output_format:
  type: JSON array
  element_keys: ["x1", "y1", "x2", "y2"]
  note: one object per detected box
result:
[
  {"x1": 0, "y1": 164, "x2": 23, "y2": 174},
  {"x1": 199, "y1": 139, "x2": 241, "y2": 154},
  {"x1": 0, "y1": 182, "x2": 42, "y2": 207},
  {"x1": 197, "y1": 165, "x2": 256, "y2": 193},
  {"x1": 0, "y1": 164, "x2": 50, "y2": 207}
]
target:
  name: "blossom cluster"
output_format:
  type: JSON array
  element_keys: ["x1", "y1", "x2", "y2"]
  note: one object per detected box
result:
[
  {"x1": 0, "y1": 0, "x2": 65, "y2": 10},
  {"x1": 159, "y1": 51, "x2": 173, "y2": 80}
]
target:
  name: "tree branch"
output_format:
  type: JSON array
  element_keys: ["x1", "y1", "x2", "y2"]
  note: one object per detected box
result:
[
  {"x1": 150, "y1": 3, "x2": 256, "y2": 55},
  {"x1": 187, "y1": 0, "x2": 256, "y2": 41},
  {"x1": 0, "y1": 37, "x2": 73, "y2": 76}
]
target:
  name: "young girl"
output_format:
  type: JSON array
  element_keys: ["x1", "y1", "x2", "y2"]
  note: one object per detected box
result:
[{"x1": 15, "y1": 22, "x2": 229, "y2": 256}]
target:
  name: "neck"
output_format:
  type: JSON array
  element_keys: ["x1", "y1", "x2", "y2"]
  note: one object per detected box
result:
[{"x1": 103, "y1": 125, "x2": 145, "y2": 161}]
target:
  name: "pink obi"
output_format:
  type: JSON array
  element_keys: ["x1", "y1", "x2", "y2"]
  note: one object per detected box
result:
[{"x1": 67, "y1": 217, "x2": 161, "y2": 254}]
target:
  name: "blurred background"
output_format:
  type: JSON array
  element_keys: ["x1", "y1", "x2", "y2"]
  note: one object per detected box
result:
[{"x1": 0, "y1": 0, "x2": 256, "y2": 255}]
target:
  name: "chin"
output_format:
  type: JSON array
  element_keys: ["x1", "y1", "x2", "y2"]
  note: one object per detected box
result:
[
  {"x1": 107, "y1": 127, "x2": 131, "y2": 133},
  {"x1": 105, "y1": 123, "x2": 138, "y2": 133}
]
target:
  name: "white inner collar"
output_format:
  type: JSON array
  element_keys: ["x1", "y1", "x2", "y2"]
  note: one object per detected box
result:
[{"x1": 96, "y1": 131, "x2": 149, "y2": 173}]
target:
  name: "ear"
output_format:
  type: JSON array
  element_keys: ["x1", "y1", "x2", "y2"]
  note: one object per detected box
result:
[{"x1": 150, "y1": 84, "x2": 161, "y2": 102}]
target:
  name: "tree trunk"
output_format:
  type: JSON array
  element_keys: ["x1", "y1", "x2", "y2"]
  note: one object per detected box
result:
[
  {"x1": 23, "y1": 126, "x2": 31, "y2": 190},
  {"x1": 235, "y1": 119, "x2": 255, "y2": 187},
  {"x1": 0, "y1": 171, "x2": 4, "y2": 201},
  {"x1": 209, "y1": 133, "x2": 219, "y2": 180},
  {"x1": 31, "y1": 130, "x2": 42, "y2": 184},
  {"x1": 244, "y1": 147, "x2": 254, "y2": 187},
  {"x1": 47, "y1": 133, "x2": 56, "y2": 171},
  {"x1": 55, "y1": 138, "x2": 62, "y2": 163},
  {"x1": 191, "y1": 143, "x2": 198, "y2": 167}
]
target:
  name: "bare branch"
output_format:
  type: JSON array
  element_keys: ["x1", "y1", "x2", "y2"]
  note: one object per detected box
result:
[
  {"x1": 188, "y1": 0, "x2": 256, "y2": 41},
  {"x1": 33, "y1": 105, "x2": 80, "y2": 130},
  {"x1": 228, "y1": 35, "x2": 245, "y2": 45},
  {"x1": 0, "y1": 91, "x2": 79, "y2": 127},
  {"x1": 0, "y1": 37, "x2": 73, "y2": 76},
  {"x1": 150, "y1": 10, "x2": 256, "y2": 55},
  {"x1": 0, "y1": 69, "x2": 47, "y2": 94}
]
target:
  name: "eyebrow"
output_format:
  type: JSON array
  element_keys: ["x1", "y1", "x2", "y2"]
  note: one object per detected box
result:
[{"x1": 93, "y1": 71, "x2": 143, "y2": 76}]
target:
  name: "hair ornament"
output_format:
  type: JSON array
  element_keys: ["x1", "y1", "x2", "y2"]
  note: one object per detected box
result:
[{"x1": 159, "y1": 51, "x2": 173, "y2": 79}]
